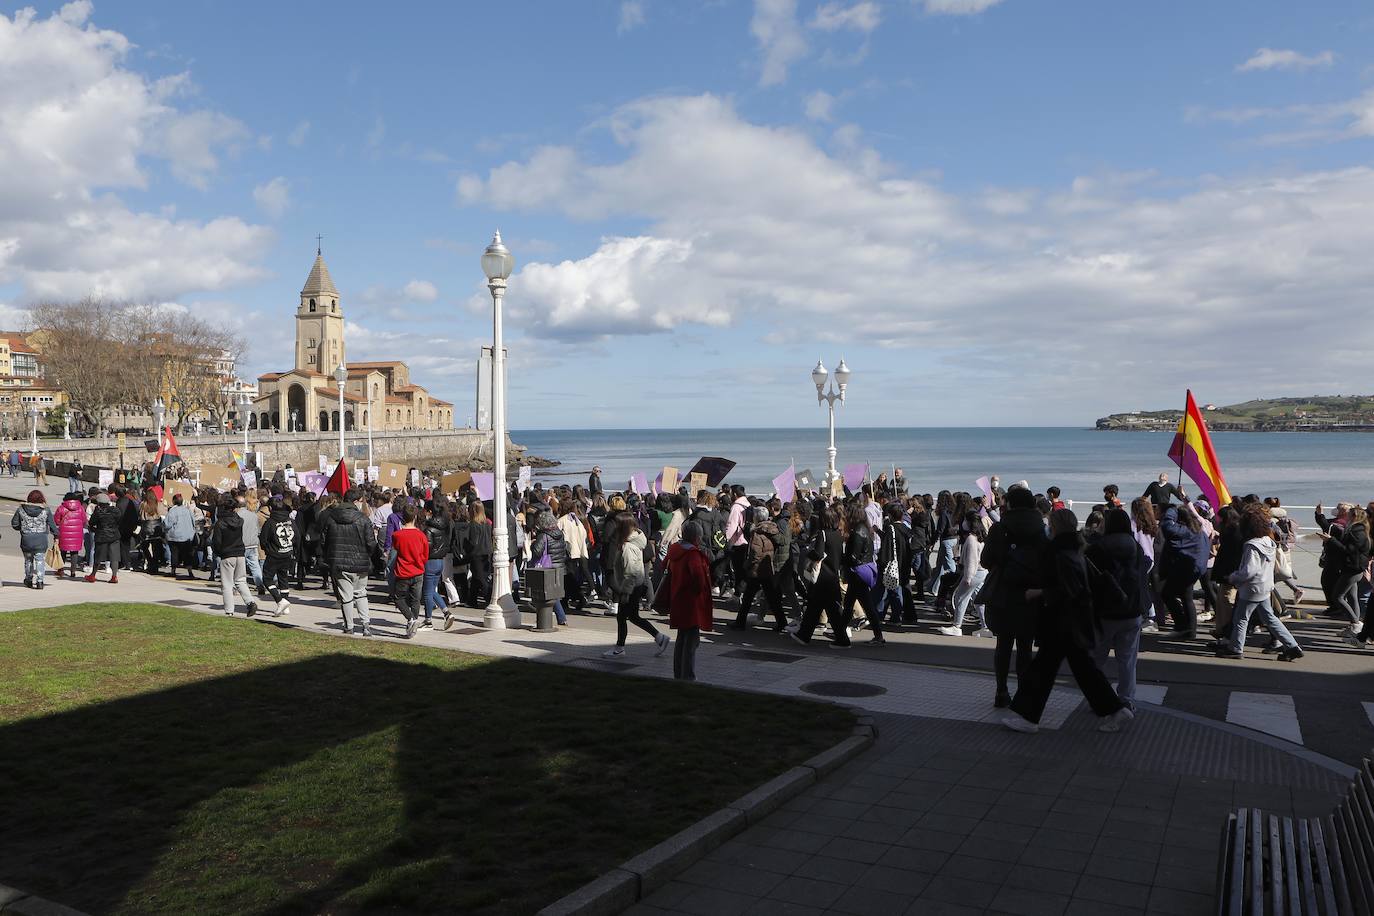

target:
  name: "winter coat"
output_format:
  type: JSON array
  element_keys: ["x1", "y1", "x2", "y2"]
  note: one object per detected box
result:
[
  {"x1": 724, "y1": 496, "x2": 750, "y2": 547},
  {"x1": 530, "y1": 528, "x2": 567, "y2": 569},
  {"x1": 559, "y1": 514, "x2": 588, "y2": 560},
  {"x1": 11, "y1": 503, "x2": 57, "y2": 553},
  {"x1": 665, "y1": 541, "x2": 714, "y2": 631},
  {"x1": 465, "y1": 519, "x2": 493, "y2": 558},
  {"x1": 771, "y1": 516, "x2": 793, "y2": 574},
  {"x1": 164, "y1": 504, "x2": 195, "y2": 543},
  {"x1": 878, "y1": 521, "x2": 911, "y2": 586},
  {"x1": 53, "y1": 498, "x2": 87, "y2": 553},
  {"x1": 88, "y1": 504, "x2": 122, "y2": 545},
  {"x1": 210, "y1": 512, "x2": 246, "y2": 559},
  {"x1": 449, "y1": 517, "x2": 471, "y2": 564},
  {"x1": 1159, "y1": 506, "x2": 1209, "y2": 580},
  {"x1": 1230, "y1": 535, "x2": 1277, "y2": 604},
  {"x1": 689, "y1": 507, "x2": 724, "y2": 558},
  {"x1": 603, "y1": 529, "x2": 649, "y2": 596},
  {"x1": 423, "y1": 513, "x2": 452, "y2": 561},
  {"x1": 1085, "y1": 531, "x2": 1149, "y2": 621},
  {"x1": 1337, "y1": 522, "x2": 1372, "y2": 578},
  {"x1": 261, "y1": 506, "x2": 298, "y2": 562},
  {"x1": 116, "y1": 496, "x2": 139, "y2": 538},
  {"x1": 235, "y1": 507, "x2": 260, "y2": 549},
  {"x1": 747, "y1": 520, "x2": 780, "y2": 577},
  {"x1": 819, "y1": 528, "x2": 844, "y2": 578},
  {"x1": 1040, "y1": 531, "x2": 1097, "y2": 651},
  {"x1": 908, "y1": 512, "x2": 932, "y2": 552},
  {"x1": 322, "y1": 503, "x2": 377, "y2": 575},
  {"x1": 980, "y1": 506, "x2": 1047, "y2": 639}
]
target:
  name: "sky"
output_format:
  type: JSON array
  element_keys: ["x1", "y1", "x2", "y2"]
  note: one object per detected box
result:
[{"x1": 2, "y1": 0, "x2": 1373, "y2": 429}]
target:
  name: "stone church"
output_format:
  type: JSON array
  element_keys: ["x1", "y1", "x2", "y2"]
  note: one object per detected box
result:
[{"x1": 252, "y1": 249, "x2": 454, "y2": 433}]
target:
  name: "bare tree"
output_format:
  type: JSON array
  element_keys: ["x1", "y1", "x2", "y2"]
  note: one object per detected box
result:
[{"x1": 28, "y1": 299, "x2": 124, "y2": 437}]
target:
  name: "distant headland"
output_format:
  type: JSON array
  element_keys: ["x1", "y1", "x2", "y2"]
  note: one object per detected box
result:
[{"x1": 1096, "y1": 396, "x2": 1374, "y2": 431}]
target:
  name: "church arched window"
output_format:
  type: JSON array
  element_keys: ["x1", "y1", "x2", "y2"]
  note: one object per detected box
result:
[{"x1": 309, "y1": 299, "x2": 316, "y2": 311}]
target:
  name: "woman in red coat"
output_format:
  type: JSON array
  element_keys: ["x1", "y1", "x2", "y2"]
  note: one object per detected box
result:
[{"x1": 665, "y1": 520, "x2": 714, "y2": 681}]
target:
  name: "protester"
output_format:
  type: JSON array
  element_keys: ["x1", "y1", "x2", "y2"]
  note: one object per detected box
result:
[
  {"x1": 529, "y1": 510, "x2": 568, "y2": 625},
  {"x1": 601, "y1": 510, "x2": 669, "y2": 658},
  {"x1": 165, "y1": 494, "x2": 197, "y2": 579},
  {"x1": 1086, "y1": 508, "x2": 1149, "y2": 708},
  {"x1": 12, "y1": 489, "x2": 58, "y2": 589},
  {"x1": 664, "y1": 520, "x2": 713, "y2": 680},
  {"x1": 1217, "y1": 505, "x2": 1303, "y2": 661},
  {"x1": 53, "y1": 491, "x2": 87, "y2": 577},
  {"x1": 734, "y1": 506, "x2": 784, "y2": 631},
  {"x1": 835, "y1": 503, "x2": 882, "y2": 646},
  {"x1": 261, "y1": 492, "x2": 297, "y2": 616},
  {"x1": 85, "y1": 492, "x2": 122, "y2": 584},
  {"x1": 942, "y1": 510, "x2": 988, "y2": 636},
  {"x1": 981, "y1": 486, "x2": 1044, "y2": 706},
  {"x1": 210, "y1": 492, "x2": 258, "y2": 617},
  {"x1": 391, "y1": 503, "x2": 429, "y2": 639},
  {"x1": 323, "y1": 489, "x2": 377, "y2": 635},
  {"x1": 137, "y1": 494, "x2": 166, "y2": 576},
  {"x1": 420, "y1": 498, "x2": 451, "y2": 628},
  {"x1": 1158, "y1": 502, "x2": 1208, "y2": 637}
]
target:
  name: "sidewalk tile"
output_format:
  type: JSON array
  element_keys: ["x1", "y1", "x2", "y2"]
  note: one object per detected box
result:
[
  {"x1": 1145, "y1": 885, "x2": 1213, "y2": 915},
  {"x1": 830, "y1": 884, "x2": 915, "y2": 916},
  {"x1": 919, "y1": 875, "x2": 998, "y2": 908},
  {"x1": 988, "y1": 885, "x2": 1071, "y2": 916},
  {"x1": 767, "y1": 875, "x2": 846, "y2": 909},
  {"x1": 856, "y1": 864, "x2": 933, "y2": 897}
]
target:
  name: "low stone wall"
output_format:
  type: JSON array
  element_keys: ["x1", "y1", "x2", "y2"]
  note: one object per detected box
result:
[{"x1": 8, "y1": 429, "x2": 521, "y2": 477}]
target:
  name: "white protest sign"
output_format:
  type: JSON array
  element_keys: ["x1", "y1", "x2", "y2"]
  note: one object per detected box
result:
[
  {"x1": 318, "y1": 454, "x2": 328, "y2": 473},
  {"x1": 98, "y1": 469, "x2": 114, "y2": 489},
  {"x1": 517, "y1": 465, "x2": 531, "y2": 490},
  {"x1": 410, "y1": 469, "x2": 419, "y2": 487},
  {"x1": 241, "y1": 470, "x2": 257, "y2": 489},
  {"x1": 367, "y1": 466, "x2": 380, "y2": 482}
]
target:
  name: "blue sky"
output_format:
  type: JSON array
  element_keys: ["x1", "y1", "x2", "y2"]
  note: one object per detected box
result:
[{"x1": 2, "y1": 0, "x2": 1373, "y2": 427}]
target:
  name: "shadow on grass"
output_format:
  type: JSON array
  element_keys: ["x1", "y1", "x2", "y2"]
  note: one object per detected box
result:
[{"x1": 0, "y1": 650, "x2": 850, "y2": 915}]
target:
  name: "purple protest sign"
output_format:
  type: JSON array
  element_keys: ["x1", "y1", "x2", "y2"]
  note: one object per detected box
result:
[
  {"x1": 772, "y1": 464, "x2": 796, "y2": 502},
  {"x1": 300, "y1": 471, "x2": 328, "y2": 496},
  {"x1": 471, "y1": 472, "x2": 494, "y2": 500},
  {"x1": 975, "y1": 476, "x2": 993, "y2": 501},
  {"x1": 842, "y1": 462, "x2": 869, "y2": 492},
  {"x1": 630, "y1": 473, "x2": 649, "y2": 494},
  {"x1": 652, "y1": 471, "x2": 663, "y2": 495}
]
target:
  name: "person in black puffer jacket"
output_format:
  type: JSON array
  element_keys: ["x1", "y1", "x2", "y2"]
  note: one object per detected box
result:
[
  {"x1": 908, "y1": 498, "x2": 932, "y2": 600},
  {"x1": 1085, "y1": 509, "x2": 1149, "y2": 709},
  {"x1": 1001, "y1": 508, "x2": 1129, "y2": 734},
  {"x1": 85, "y1": 492, "x2": 123, "y2": 583},
  {"x1": 422, "y1": 499, "x2": 453, "y2": 627},
  {"x1": 529, "y1": 509, "x2": 569, "y2": 624},
  {"x1": 211, "y1": 492, "x2": 258, "y2": 617},
  {"x1": 323, "y1": 489, "x2": 378, "y2": 635},
  {"x1": 464, "y1": 501, "x2": 495, "y2": 608},
  {"x1": 834, "y1": 503, "x2": 881, "y2": 646},
  {"x1": 980, "y1": 486, "x2": 1046, "y2": 707}
]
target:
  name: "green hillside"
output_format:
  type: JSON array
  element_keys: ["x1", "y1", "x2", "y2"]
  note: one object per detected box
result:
[{"x1": 1096, "y1": 395, "x2": 1374, "y2": 431}]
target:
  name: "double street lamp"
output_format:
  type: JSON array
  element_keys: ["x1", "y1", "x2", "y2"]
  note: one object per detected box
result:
[
  {"x1": 481, "y1": 230, "x2": 519, "y2": 629},
  {"x1": 29, "y1": 405, "x2": 39, "y2": 455},
  {"x1": 334, "y1": 361, "x2": 348, "y2": 463},
  {"x1": 811, "y1": 358, "x2": 851, "y2": 487},
  {"x1": 239, "y1": 392, "x2": 251, "y2": 461}
]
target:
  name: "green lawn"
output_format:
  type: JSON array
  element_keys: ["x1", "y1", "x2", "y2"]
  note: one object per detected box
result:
[{"x1": 0, "y1": 603, "x2": 853, "y2": 915}]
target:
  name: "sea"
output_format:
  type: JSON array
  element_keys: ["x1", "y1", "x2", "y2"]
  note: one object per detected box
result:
[{"x1": 513, "y1": 427, "x2": 1374, "y2": 510}]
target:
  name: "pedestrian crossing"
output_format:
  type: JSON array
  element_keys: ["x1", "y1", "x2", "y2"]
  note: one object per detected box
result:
[{"x1": 1225, "y1": 692, "x2": 1303, "y2": 745}]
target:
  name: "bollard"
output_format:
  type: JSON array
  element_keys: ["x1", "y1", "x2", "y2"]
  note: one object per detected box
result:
[
  {"x1": 526, "y1": 567, "x2": 564, "y2": 633},
  {"x1": 533, "y1": 599, "x2": 557, "y2": 633}
]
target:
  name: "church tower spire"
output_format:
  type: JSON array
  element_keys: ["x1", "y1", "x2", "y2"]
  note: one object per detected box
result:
[{"x1": 294, "y1": 243, "x2": 345, "y2": 376}]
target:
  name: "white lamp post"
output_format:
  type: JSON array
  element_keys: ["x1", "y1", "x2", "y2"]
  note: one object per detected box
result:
[
  {"x1": 63, "y1": 413, "x2": 70, "y2": 441},
  {"x1": 812, "y1": 358, "x2": 851, "y2": 486},
  {"x1": 366, "y1": 386, "x2": 374, "y2": 472},
  {"x1": 152, "y1": 397, "x2": 165, "y2": 436},
  {"x1": 239, "y1": 392, "x2": 251, "y2": 460},
  {"x1": 29, "y1": 405, "x2": 39, "y2": 455},
  {"x1": 334, "y1": 362, "x2": 348, "y2": 463},
  {"x1": 481, "y1": 230, "x2": 519, "y2": 628}
]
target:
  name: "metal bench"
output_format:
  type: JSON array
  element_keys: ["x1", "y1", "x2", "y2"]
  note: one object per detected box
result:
[{"x1": 1215, "y1": 754, "x2": 1374, "y2": 915}]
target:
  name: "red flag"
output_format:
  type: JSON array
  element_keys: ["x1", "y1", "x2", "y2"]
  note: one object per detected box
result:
[
  {"x1": 326, "y1": 457, "x2": 350, "y2": 496},
  {"x1": 153, "y1": 427, "x2": 182, "y2": 478},
  {"x1": 1166, "y1": 390, "x2": 1233, "y2": 509}
]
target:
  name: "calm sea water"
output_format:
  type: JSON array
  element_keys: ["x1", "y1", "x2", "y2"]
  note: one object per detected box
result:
[{"x1": 513, "y1": 427, "x2": 1374, "y2": 509}]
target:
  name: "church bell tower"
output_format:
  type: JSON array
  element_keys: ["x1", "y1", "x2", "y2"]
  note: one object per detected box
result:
[{"x1": 294, "y1": 242, "x2": 346, "y2": 377}]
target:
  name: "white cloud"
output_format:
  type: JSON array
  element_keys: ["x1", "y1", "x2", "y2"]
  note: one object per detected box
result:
[
  {"x1": 252, "y1": 177, "x2": 291, "y2": 218},
  {"x1": 455, "y1": 92, "x2": 1374, "y2": 407},
  {"x1": 752, "y1": 0, "x2": 808, "y2": 87},
  {"x1": 1189, "y1": 87, "x2": 1374, "y2": 145},
  {"x1": 921, "y1": 0, "x2": 1005, "y2": 14},
  {"x1": 0, "y1": 4, "x2": 270, "y2": 300},
  {"x1": 1237, "y1": 48, "x2": 1335, "y2": 72},
  {"x1": 811, "y1": 1, "x2": 881, "y2": 32},
  {"x1": 287, "y1": 119, "x2": 310, "y2": 147},
  {"x1": 804, "y1": 90, "x2": 836, "y2": 121},
  {"x1": 618, "y1": 0, "x2": 646, "y2": 34},
  {"x1": 402, "y1": 279, "x2": 438, "y2": 302}
]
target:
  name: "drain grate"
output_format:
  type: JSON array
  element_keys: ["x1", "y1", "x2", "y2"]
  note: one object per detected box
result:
[
  {"x1": 721, "y1": 649, "x2": 806, "y2": 664},
  {"x1": 800, "y1": 680, "x2": 887, "y2": 698}
]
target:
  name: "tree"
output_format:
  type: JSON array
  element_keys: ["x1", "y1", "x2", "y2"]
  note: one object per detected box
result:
[{"x1": 28, "y1": 299, "x2": 124, "y2": 437}]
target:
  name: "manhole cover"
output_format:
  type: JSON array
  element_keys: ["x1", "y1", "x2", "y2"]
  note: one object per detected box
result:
[
  {"x1": 800, "y1": 680, "x2": 887, "y2": 698},
  {"x1": 721, "y1": 649, "x2": 805, "y2": 664}
]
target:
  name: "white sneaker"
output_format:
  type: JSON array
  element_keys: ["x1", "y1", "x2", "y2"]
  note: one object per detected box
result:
[
  {"x1": 275, "y1": 599, "x2": 290, "y2": 617},
  {"x1": 783, "y1": 621, "x2": 800, "y2": 634},
  {"x1": 999, "y1": 709, "x2": 1039, "y2": 734},
  {"x1": 655, "y1": 632, "x2": 671, "y2": 657},
  {"x1": 712, "y1": 587, "x2": 721, "y2": 597},
  {"x1": 972, "y1": 627, "x2": 995, "y2": 638},
  {"x1": 1097, "y1": 706, "x2": 1136, "y2": 733},
  {"x1": 1141, "y1": 623, "x2": 1160, "y2": 635},
  {"x1": 936, "y1": 625, "x2": 963, "y2": 637},
  {"x1": 602, "y1": 646, "x2": 625, "y2": 658}
]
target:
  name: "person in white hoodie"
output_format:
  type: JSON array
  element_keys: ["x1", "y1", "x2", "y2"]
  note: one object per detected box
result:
[{"x1": 1217, "y1": 506, "x2": 1302, "y2": 661}]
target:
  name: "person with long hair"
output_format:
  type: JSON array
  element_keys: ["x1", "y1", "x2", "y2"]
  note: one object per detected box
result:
[
  {"x1": 601, "y1": 510, "x2": 669, "y2": 657},
  {"x1": 1218, "y1": 505, "x2": 1302, "y2": 660},
  {"x1": 420, "y1": 497, "x2": 451, "y2": 628},
  {"x1": 941, "y1": 510, "x2": 988, "y2": 636},
  {"x1": 834, "y1": 502, "x2": 882, "y2": 646},
  {"x1": 1330, "y1": 506, "x2": 1371, "y2": 631},
  {"x1": 1159, "y1": 502, "x2": 1208, "y2": 637},
  {"x1": 1087, "y1": 509, "x2": 1149, "y2": 707},
  {"x1": 1129, "y1": 498, "x2": 1164, "y2": 635},
  {"x1": 137, "y1": 494, "x2": 166, "y2": 576},
  {"x1": 466, "y1": 500, "x2": 494, "y2": 607},
  {"x1": 1000, "y1": 509, "x2": 1131, "y2": 733},
  {"x1": 665, "y1": 520, "x2": 713, "y2": 680},
  {"x1": 926, "y1": 490, "x2": 956, "y2": 603},
  {"x1": 980, "y1": 486, "x2": 1043, "y2": 706}
]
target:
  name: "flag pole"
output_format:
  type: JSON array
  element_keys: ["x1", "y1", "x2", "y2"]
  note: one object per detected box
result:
[{"x1": 1178, "y1": 391, "x2": 1189, "y2": 492}]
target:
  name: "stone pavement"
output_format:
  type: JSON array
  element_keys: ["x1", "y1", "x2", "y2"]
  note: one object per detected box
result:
[{"x1": 2, "y1": 541, "x2": 1363, "y2": 915}]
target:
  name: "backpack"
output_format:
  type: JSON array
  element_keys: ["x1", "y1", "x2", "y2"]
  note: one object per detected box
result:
[
  {"x1": 616, "y1": 538, "x2": 645, "y2": 584},
  {"x1": 1275, "y1": 516, "x2": 1297, "y2": 550},
  {"x1": 1085, "y1": 555, "x2": 1127, "y2": 614},
  {"x1": 748, "y1": 527, "x2": 776, "y2": 575}
]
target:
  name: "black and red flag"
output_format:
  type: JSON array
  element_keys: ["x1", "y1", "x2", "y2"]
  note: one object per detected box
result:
[{"x1": 153, "y1": 427, "x2": 182, "y2": 479}]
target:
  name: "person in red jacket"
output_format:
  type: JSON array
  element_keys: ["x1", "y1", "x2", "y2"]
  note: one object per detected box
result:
[
  {"x1": 390, "y1": 503, "x2": 430, "y2": 639},
  {"x1": 665, "y1": 520, "x2": 713, "y2": 681}
]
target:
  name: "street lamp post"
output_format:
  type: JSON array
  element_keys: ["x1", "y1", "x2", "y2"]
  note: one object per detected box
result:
[
  {"x1": 811, "y1": 358, "x2": 851, "y2": 487},
  {"x1": 366, "y1": 387, "x2": 374, "y2": 472},
  {"x1": 334, "y1": 362, "x2": 348, "y2": 463},
  {"x1": 152, "y1": 397, "x2": 165, "y2": 436},
  {"x1": 29, "y1": 405, "x2": 39, "y2": 455},
  {"x1": 239, "y1": 392, "x2": 251, "y2": 461},
  {"x1": 481, "y1": 231, "x2": 519, "y2": 628},
  {"x1": 63, "y1": 413, "x2": 70, "y2": 441}
]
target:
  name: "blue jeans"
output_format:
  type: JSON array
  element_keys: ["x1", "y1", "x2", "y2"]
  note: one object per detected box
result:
[
  {"x1": 874, "y1": 586, "x2": 904, "y2": 624},
  {"x1": 23, "y1": 550, "x2": 46, "y2": 583},
  {"x1": 422, "y1": 558, "x2": 447, "y2": 620},
  {"x1": 952, "y1": 568, "x2": 987, "y2": 627},
  {"x1": 1092, "y1": 616, "x2": 1142, "y2": 706},
  {"x1": 927, "y1": 538, "x2": 957, "y2": 592},
  {"x1": 244, "y1": 549, "x2": 264, "y2": 589},
  {"x1": 1227, "y1": 597, "x2": 1298, "y2": 653}
]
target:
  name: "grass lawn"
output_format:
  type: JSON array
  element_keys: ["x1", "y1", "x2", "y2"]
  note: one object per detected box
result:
[{"x1": 0, "y1": 603, "x2": 854, "y2": 915}]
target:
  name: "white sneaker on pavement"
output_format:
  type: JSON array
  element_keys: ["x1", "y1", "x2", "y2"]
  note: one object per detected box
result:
[
  {"x1": 1141, "y1": 623, "x2": 1160, "y2": 635},
  {"x1": 1097, "y1": 706, "x2": 1136, "y2": 732},
  {"x1": 972, "y1": 627, "x2": 995, "y2": 638},
  {"x1": 936, "y1": 625, "x2": 963, "y2": 637},
  {"x1": 998, "y1": 709, "x2": 1039, "y2": 734},
  {"x1": 602, "y1": 646, "x2": 625, "y2": 658},
  {"x1": 655, "y1": 632, "x2": 671, "y2": 657}
]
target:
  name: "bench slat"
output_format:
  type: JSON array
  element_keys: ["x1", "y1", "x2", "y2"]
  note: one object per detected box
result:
[
  {"x1": 1249, "y1": 807, "x2": 1264, "y2": 916},
  {"x1": 1281, "y1": 818, "x2": 1300, "y2": 915},
  {"x1": 1335, "y1": 806, "x2": 1371, "y2": 915},
  {"x1": 1225, "y1": 808, "x2": 1248, "y2": 916},
  {"x1": 1267, "y1": 814, "x2": 1285, "y2": 915},
  {"x1": 1315, "y1": 816, "x2": 1346, "y2": 916},
  {"x1": 1296, "y1": 818, "x2": 1320, "y2": 915},
  {"x1": 1348, "y1": 778, "x2": 1374, "y2": 904},
  {"x1": 1217, "y1": 812, "x2": 1239, "y2": 916}
]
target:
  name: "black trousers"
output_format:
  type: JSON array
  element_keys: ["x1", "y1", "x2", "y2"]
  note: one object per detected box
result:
[
  {"x1": 169, "y1": 540, "x2": 195, "y2": 577},
  {"x1": 264, "y1": 557, "x2": 294, "y2": 602},
  {"x1": 994, "y1": 632, "x2": 1033, "y2": 696},
  {"x1": 737, "y1": 567, "x2": 784, "y2": 628},
  {"x1": 469, "y1": 554, "x2": 493, "y2": 606},
  {"x1": 395, "y1": 574, "x2": 422, "y2": 621},
  {"x1": 1011, "y1": 629, "x2": 1123, "y2": 724},
  {"x1": 834, "y1": 569, "x2": 882, "y2": 644},
  {"x1": 1162, "y1": 566, "x2": 1199, "y2": 632}
]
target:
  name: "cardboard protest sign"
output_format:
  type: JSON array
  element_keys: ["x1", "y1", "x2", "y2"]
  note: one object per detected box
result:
[
  {"x1": 241, "y1": 470, "x2": 257, "y2": 489},
  {"x1": 367, "y1": 466, "x2": 380, "y2": 483},
  {"x1": 661, "y1": 466, "x2": 679, "y2": 493},
  {"x1": 98, "y1": 469, "x2": 114, "y2": 489},
  {"x1": 440, "y1": 470, "x2": 472, "y2": 494},
  {"x1": 211, "y1": 464, "x2": 240, "y2": 491},
  {"x1": 795, "y1": 468, "x2": 815, "y2": 491},
  {"x1": 772, "y1": 464, "x2": 796, "y2": 503},
  {"x1": 688, "y1": 472, "x2": 708, "y2": 495},
  {"x1": 517, "y1": 465, "x2": 531, "y2": 490},
  {"x1": 377, "y1": 462, "x2": 408, "y2": 488},
  {"x1": 160, "y1": 479, "x2": 195, "y2": 508},
  {"x1": 300, "y1": 471, "x2": 329, "y2": 496},
  {"x1": 471, "y1": 472, "x2": 494, "y2": 500},
  {"x1": 686, "y1": 457, "x2": 735, "y2": 487}
]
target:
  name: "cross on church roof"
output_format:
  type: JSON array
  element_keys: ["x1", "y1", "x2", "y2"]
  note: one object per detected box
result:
[{"x1": 315, "y1": 234, "x2": 323, "y2": 256}]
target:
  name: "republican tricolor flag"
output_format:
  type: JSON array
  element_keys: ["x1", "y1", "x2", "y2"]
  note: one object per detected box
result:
[{"x1": 1167, "y1": 390, "x2": 1232, "y2": 510}]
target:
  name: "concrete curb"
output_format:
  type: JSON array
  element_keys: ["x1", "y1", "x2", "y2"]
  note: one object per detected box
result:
[
  {"x1": 537, "y1": 714, "x2": 875, "y2": 915},
  {"x1": 0, "y1": 885, "x2": 90, "y2": 916}
]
